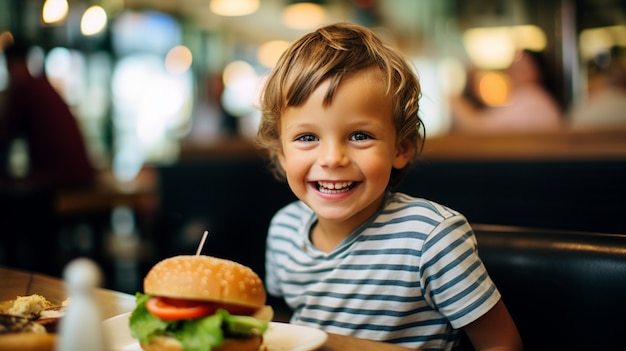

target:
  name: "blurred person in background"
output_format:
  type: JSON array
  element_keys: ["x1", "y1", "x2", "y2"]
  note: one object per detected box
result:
[
  {"x1": 0, "y1": 40, "x2": 96, "y2": 274},
  {"x1": 0, "y1": 40, "x2": 96, "y2": 187},
  {"x1": 568, "y1": 47, "x2": 626, "y2": 130},
  {"x1": 449, "y1": 49, "x2": 563, "y2": 134}
]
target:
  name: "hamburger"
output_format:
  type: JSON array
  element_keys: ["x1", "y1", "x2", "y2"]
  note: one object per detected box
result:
[{"x1": 129, "y1": 255, "x2": 272, "y2": 351}]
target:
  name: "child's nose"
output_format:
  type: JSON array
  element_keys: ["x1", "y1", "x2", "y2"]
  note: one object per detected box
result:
[{"x1": 318, "y1": 142, "x2": 349, "y2": 168}]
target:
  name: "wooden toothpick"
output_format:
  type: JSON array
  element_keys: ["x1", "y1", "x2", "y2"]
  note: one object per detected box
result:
[{"x1": 195, "y1": 230, "x2": 209, "y2": 255}]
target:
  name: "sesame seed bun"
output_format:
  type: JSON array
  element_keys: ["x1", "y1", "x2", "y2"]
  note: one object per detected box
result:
[{"x1": 143, "y1": 255, "x2": 266, "y2": 309}]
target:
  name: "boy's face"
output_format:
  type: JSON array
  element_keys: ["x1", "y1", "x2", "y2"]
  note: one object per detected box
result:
[{"x1": 278, "y1": 68, "x2": 412, "y2": 231}]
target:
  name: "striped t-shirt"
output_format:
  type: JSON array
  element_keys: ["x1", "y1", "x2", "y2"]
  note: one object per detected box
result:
[{"x1": 265, "y1": 192, "x2": 500, "y2": 351}]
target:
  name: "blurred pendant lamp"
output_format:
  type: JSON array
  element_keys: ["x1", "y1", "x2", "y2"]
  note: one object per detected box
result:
[
  {"x1": 283, "y1": 1, "x2": 326, "y2": 30},
  {"x1": 210, "y1": 0, "x2": 260, "y2": 16},
  {"x1": 42, "y1": 0, "x2": 69, "y2": 24},
  {"x1": 81, "y1": 5, "x2": 108, "y2": 36}
]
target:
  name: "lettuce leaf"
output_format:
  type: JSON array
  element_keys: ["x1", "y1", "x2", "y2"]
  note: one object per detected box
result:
[
  {"x1": 129, "y1": 292, "x2": 169, "y2": 344},
  {"x1": 128, "y1": 293, "x2": 269, "y2": 351},
  {"x1": 221, "y1": 311, "x2": 269, "y2": 335},
  {"x1": 175, "y1": 313, "x2": 224, "y2": 351}
]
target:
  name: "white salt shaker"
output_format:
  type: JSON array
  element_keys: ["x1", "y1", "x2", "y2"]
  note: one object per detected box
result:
[{"x1": 56, "y1": 258, "x2": 108, "y2": 351}]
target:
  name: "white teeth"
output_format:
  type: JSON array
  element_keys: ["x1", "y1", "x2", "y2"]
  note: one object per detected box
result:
[{"x1": 317, "y1": 181, "x2": 354, "y2": 193}]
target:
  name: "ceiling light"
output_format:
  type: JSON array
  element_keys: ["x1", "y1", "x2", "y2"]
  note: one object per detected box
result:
[
  {"x1": 165, "y1": 45, "x2": 193, "y2": 74},
  {"x1": 81, "y1": 6, "x2": 108, "y2": 36},
  {"x1": 463, "y1": 27, "x2": 517, "y2": 69},
  {"x1": 512, "y1": 25, "x2": 546, "y2": 52},
  {"x1": 477, "y1": 71, "x2": 509, "y2": 106},
  {"x1": 283, "y1": 2, "x2": 326, "y2": 30},
  {"x1": 210, "y1": 0, "x2": 260, "y2": 17},
  {"x1": 42, "y1": 0, "x2": 68, "y2": 24},
  {"x1": 463, "y1": 25, "x2": 547, "y2": 70},
  {"x1": 257, "y1": 40, "x2": 291, "y2": 68},
  {"x1": 579, "y1": 25, "x2": 626, "y2": 62}
]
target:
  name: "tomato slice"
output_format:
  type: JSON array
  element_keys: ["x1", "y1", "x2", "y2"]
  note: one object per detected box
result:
[{"x1": 146, "y1": 297, "x2": 216, "y2": 321}]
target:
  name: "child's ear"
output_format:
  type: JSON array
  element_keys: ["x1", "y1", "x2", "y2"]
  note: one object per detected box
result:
[{"x1": 392, "y1": 140, "x2": 414, "y2": 169}]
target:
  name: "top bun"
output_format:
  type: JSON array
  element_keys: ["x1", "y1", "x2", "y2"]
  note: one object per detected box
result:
[{"x1": 143, "y1": 255, "x2": 266, "y2": 309}]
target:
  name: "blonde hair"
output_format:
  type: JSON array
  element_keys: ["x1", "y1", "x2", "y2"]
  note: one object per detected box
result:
[{"x1": 256, "y1": 22, "x2": 424, "y2": 188}]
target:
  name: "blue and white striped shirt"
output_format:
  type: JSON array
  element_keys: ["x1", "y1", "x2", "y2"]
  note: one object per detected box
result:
[{"x1": 265, "y1": 192, "x2": 500, "y2": 351}]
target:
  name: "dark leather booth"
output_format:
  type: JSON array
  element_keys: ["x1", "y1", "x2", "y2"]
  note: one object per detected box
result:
[{"x1": 461, "y1": 224, "x2": 626, "y2": 351}]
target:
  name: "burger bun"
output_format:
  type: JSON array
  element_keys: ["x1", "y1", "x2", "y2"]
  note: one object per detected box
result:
[
  {"x1": 143, "y1": 255, "x2": 266, "y2": 309},
  {"x1": 140, "y1": 335, "x2": 263, "y2": 351}
]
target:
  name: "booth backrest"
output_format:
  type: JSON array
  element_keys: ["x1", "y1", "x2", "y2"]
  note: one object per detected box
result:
[
  {"x1": 464, "y1": 224, "x2": 626, "y2": 351},
  {"x1": 396, "y1": 159, "x2": 626, "y2": 235}
]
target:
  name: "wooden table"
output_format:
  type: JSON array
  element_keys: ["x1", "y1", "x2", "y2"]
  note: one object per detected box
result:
[{"x1": 0, "y1": 266, "x2": 412, "y2": 351}]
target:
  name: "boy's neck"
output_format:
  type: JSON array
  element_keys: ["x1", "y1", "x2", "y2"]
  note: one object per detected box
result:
[
  {"x1": 309, "y1": 191, "x2": 389, "y2": 253},
  {"x1": 310, "y1": 220, "x2": 352, "y2": 253}
]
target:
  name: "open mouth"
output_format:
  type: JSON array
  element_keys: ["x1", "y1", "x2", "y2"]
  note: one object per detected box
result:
[{"x1": 315, "y1": 181, "x2": 357, "y2": 194}]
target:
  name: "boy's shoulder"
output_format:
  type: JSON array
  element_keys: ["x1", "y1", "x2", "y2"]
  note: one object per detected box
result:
[{"x1": 384, "y1": 192, "x2": 462, "y2": 220}]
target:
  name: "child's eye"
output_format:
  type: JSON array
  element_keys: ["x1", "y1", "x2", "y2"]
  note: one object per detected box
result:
[
  {"x1": 350, "y1": 131, "x2": 373, "y2": 141},
  {"x1": 295, "y1": 134, "x2": 318, "y2": 142}
]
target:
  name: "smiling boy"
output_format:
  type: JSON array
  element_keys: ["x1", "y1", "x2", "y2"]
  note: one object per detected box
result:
[{"x1": 256, "y1": 23, "x2": 523, "y2": 351}]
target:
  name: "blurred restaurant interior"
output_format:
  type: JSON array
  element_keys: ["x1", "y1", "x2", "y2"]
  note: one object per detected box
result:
[{"x1": 1, "y1": 0, "x2": 626, "y2": 296}]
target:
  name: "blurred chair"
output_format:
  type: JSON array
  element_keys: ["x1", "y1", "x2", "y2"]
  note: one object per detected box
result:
[{"x1": 457, "y1": 224, "x2": 626, "y2": 351}]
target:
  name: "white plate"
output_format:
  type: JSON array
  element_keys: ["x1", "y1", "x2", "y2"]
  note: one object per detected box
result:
[{"x1": 102, "y1": 312, "x2": 328, "y2": 351}]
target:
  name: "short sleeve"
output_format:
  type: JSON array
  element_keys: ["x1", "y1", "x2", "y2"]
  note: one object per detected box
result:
[{"x1": 420, "y1": 215, "x2": 501, "y2": 329}]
